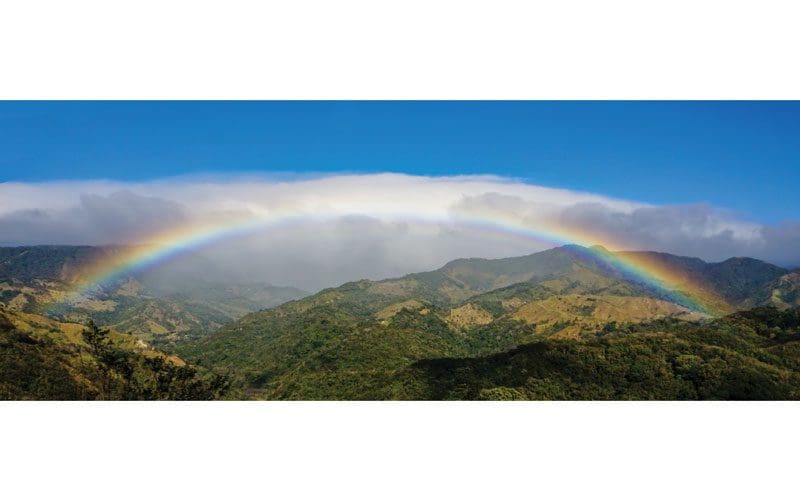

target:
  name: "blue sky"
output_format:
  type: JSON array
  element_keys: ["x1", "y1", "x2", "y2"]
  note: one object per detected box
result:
[{"x1": 1, "y1": 101, "x2": 797, "y2": 223}]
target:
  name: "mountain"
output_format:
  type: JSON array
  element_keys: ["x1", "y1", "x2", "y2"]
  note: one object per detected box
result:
[
  {"x1": 5, "y1": 243, "x2": 799, "y2": 400},
  {"x1": 0, "y1": 307, "x2": 229, "y2": 400},
  {"x1": 699, "y1": 257, "x2": 788, "y2": 303},
  {"x1": 743, "y1": 270, "x2": 800, "y2": 309},
  {"x1": 374, "y1": 244, "x2": 663, "y2": 305},
  {"x1": 396, "y1": 307, "x2": 800, "y2": 400},
  {"x1": 0, "y1": 245, "x2": 308, "y2": 343},
  {"x1": 180, "y1": 245, "x2": 797, "y2": 399}
]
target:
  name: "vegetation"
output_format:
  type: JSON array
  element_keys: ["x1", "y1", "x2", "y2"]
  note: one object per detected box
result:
[
  {"x1": 0, "y1": 309, "x2": 229, "y2": 400},
  {"x1": 182, "y1": 289, "x2": 800, "y2": 399},
  {"x1": 5, "y1": 244, "x2": 800, "y2": 400},
  {"x1": 0, "y1": 245, "x2": 306, "y2": 342},
  {"x1": 399, "y1": 307, "x2": 800, "y2": 400}
]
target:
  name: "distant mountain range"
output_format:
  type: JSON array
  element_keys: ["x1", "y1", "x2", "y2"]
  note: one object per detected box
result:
[
  {"x1": 0, "y1": 245, "x2": 307, "y2": 344},
  {"x1": 3, "y1": 243, "x2": 800, "y2": 400}
]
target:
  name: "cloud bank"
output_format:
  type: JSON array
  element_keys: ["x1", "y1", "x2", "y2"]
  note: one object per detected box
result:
[{"x1": 0, "y1": 174, "x2": 796, "y2": 290}]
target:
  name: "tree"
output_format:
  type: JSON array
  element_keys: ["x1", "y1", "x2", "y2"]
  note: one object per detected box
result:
[
  {"x1": 81, "y1": 320, "x2": 110, "y2": 358},
  {"x1": 81, "y1": 320, "x2": 114, "y2": 396}
]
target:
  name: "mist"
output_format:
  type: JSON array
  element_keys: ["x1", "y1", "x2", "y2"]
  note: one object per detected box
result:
[{"x1": 1, "y1": 173, "x2": 797, "y2": 291}]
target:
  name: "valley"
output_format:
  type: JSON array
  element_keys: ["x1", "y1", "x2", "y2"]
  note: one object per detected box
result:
[{"x1": 0, "y1": 245, "x2": 307, "y2": 345}]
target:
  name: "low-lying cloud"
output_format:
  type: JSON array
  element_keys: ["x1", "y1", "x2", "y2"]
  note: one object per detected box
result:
[{"x1": 0, "y1": 173, "x2": 797, "y2": 290}]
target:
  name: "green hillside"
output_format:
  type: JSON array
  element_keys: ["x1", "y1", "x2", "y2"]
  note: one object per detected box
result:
[
  {"x1": 183, "y1": 298, "x2": 800, "y2": 399},
  {"x1": 399, "y1": 307, "x2": 800, "y2": 400},
  {"x1": 743, "y1": 271, "x2": 800, "y2": 309},
  {"x1": 178, "y1": 245, "x2": 800, "y2": 400},
  {"x1": 5, "y1": 243, "x2": 800, "y2": 400},
  {"x1": 0, "y1": 307, "x2": 229, "y2": 400}
]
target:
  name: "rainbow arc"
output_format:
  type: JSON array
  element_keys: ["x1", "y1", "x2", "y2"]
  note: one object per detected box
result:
[{"x1": 50, "y1": 207, "x2": 730, "y2": 316}]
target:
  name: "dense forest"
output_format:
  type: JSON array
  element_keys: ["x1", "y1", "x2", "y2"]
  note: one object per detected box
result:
[
  {"x1": 401, "y1": 307, "x2": 800, "y2": 400},
  {"x1": 180, "y1": 305, "x2": 800, "y2": 400}
]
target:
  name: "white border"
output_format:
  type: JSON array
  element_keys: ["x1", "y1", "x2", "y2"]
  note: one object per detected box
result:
[
  {"x1": 3, "y1": 401, "x2": 800, "y2": 500},
  {"x1": 2, "y1": 2, "x2": 800, "y2": 500},
  {"x1": 1, "y1": 1, "x2": 798, "y2": 99}
]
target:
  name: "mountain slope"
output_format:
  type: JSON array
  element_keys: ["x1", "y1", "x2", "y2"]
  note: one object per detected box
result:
[
  {"x1": 348, "y1": 245, "x2": 789, "y2": 314},
  {"x1": 5, "y1": 243, "x2": 799, "y2": 400},
  {"x1": 0, "y1": 307, "x2": 229, "y2": 400},
  {"x1": 397, "y1": 307, "x2": 800, "y2": 400},
  {"x1": 701, "y1": 257, "x2": 788, "y2": 303},
  {"x1": 743, "y1": 271, "x2": 800, "y2": 309},
  {"x1": 182, "y1": 245, "x2": 793, "y2": 398},
  {"x1": 0, "y1": 245, "x2": 308, "y2": 342}
]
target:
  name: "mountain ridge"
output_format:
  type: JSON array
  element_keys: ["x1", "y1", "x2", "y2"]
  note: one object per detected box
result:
[{"x1": 179, "y1": 244, "x2": 799, "y2": 398}]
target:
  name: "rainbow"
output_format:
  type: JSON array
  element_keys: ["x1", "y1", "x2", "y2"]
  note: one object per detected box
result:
[{"x1": 49, "y1": 206, "x2": 731, "y2": 316}]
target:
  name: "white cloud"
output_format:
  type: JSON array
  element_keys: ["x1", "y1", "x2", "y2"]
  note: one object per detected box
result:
[{"x1": 0, "y1": 173, "x2": 796, "y2": 290}]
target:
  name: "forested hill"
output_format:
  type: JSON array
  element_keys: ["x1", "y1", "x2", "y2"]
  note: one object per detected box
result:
[
  {"x1": 399, "y1": 307, "x2": 800, "y2": 400},
  {"x1": 5, "y1": 243, "x2": 800, "y2": 400},
  {"x1": 0, "y1": 307, "x2": 229, "y2": 400},
  {"x1": 183, "y1": 302, "x2": 800, "y2": 400},
  {"x1": 178, "y1": 244, "x2": 800, "y2": 400}
]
